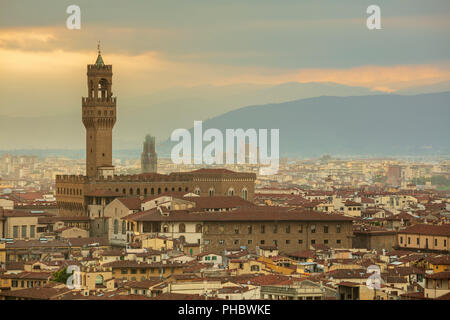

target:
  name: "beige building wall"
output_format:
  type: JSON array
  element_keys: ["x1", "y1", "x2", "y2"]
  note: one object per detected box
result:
[{"x1": 397, "y1": 233, "x2": 449, "y2": 251}]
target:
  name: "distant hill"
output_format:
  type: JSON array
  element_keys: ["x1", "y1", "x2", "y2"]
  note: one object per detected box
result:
[
  {"x1": 159, "y1": 91, "x2": 450, "y2": 158},
  {"x1": 0, "y1": 81, "x2": 380, "y2": 150}
]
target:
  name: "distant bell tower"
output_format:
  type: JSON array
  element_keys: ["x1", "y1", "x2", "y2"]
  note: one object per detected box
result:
[
  {"x1": 82, "y1": 42, "x2": 116, "y2": 179},
  {"x1": 141, "y1": 135, "x2": 157, "y2": 173}
]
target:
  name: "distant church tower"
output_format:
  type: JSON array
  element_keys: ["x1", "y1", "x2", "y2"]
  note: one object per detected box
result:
[
  {"x1": 141, "y1": 135, "x2": 157, "y2": 173},
  {"x1": 82, "y1": 43, "x2": 116, "y2": 179}
]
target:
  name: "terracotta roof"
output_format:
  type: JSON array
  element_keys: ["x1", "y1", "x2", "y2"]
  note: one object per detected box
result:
[
  {"x1": 103, "y1": 260, "x2": 186, "y2": 269},
  {"x1": 5, "y1": 239, "x2": 70, "y2": 249},
  {"x1": 183, "y1": 196, "x2": 256, "y2": 209},
  {"x1": 128, "y1": 207, "x2": 354, "y2": 223},
  {"x1": 0, "y1": 271, "x2": 53, "y2": 280},
  {"x1": 0, "y1": 209, "x2": 52, "y2": 218},
  {"x1": 66, "y1": 237, "x2": 109, "y2": 247},
  {"x1": 0, "y1": 286, "x2": 72, "y2": 300},
  {"x1": 425, "y1": 271, "x2": 450, "y2": 279},
  {"x1": 286, "y1": 250, "x2": 315, "y2": 259},
  {"x1": 118, "y1": 197, "x2": 143, "y2": 210},
  {"x1": 398, "y1": 224, "x2": 450, "y2": 237},
  {"x1": 149, "y1": 292, "x2": 221, "y2": 300},
  {"x1": 124, "y1": 278, "x2": 165, "y2": 289},
  {"x1": 426, "y1": 255, "x2": 450, "y2": 266}
]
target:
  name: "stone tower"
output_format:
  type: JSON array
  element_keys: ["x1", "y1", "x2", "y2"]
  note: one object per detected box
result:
[
  {"x1": 141, "y1": 135, "x2": 157, "y2": 173},
  {"x1": 82, "y1": 45, "x2": 117, "y2": 179}
]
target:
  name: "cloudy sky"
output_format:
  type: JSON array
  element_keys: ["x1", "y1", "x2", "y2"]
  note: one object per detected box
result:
[{"x1": 0, "y1": 0, "x2": 449, "y2": 149}]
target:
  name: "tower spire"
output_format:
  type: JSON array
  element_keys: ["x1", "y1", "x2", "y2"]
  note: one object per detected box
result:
[{"x1": 95, "y1": 41, "x2": 104, "y2": 67}]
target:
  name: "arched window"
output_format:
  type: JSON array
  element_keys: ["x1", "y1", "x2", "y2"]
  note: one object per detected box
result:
[
  {"x1": 178, "y1": 187, "x2": 182, "y2": 192},
  {"x1": 242, "y1": 188, "x2": 248, "y2": 200},
  {"x1": 151, "y1": 188, "x2": 155, "y2": 195},
  {"x1": 179, "y1": 223, "x2": 186, "y2": 233},
  {"x1": 122, "y1": 221, "x2": 126, "y2": 234},
  {"x1": 162, "y1": 224, "x2": 169, "y2": 233},
  {"x1": 122, "y1": 188, "x2": 126, "y2": 194},
  {"x1": 95, "y1": 275, "x2": 104, "y2": 286},
  {"x1": 144, "y1": 188, "x2": 147, "y2": 195},
  {"x1": 196, "y1": 224, "x2": 202, "y2": 233},
  {"x1": 158, "y1": 188, "x2": 161, "y2": 194},
  {"x1": 194, "y1": 188, "x2": 201, "y2": 195},
  {"x1": 209, "y1": 188, "x2": 215, "y2": 197},
  {"x1": 228, "y1": 188, "x2": 235, "y2": 196},
  {"x1": 129, "y1": 188, "x2": 133, "y2": 195},
  {"x1": 114, "y1": 219, "x2": 119, "y2": 234},
  {"x1": 136, "y1": 188, "x2": 140, "y2": 195}
]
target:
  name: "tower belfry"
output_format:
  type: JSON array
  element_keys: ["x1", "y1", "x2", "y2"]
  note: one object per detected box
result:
[{"x1": 82, "y1": 44, "x2": 116, "y2": 179}]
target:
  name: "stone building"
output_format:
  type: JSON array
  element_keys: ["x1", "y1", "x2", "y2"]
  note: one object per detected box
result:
[
  {"x1": 55, "y1": 49, "x2": 255, "y2": 216},
  {"x1": 141, "y1": 135, "x2": 157, "y2": 173},
  {"x1": 124, "y1": 206, "x2": 353, "y2": 254}
]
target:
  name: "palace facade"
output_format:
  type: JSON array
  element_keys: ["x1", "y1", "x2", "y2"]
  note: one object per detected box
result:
[{"x1": 55, "y1": 49, "x2": 255, "y2": 216}]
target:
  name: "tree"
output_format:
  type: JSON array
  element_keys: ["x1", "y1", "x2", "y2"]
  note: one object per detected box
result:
[{"x1": 52, "y1": 267, "x2": 71, "y2": 284}]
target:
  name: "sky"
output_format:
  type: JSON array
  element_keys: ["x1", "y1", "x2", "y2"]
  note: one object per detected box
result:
[{"x1": 0, "y1": 0, "x2": 449, "y2": 149}]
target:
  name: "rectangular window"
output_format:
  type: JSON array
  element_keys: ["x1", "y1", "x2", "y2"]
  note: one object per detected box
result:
[
  {"x1": 324, "y1": 239, "x2": 328, "y2": 244},
  {"x1": 121, "y1": 269, "x2": 128, "y2": 274},
  {"x1": 400, "y1": 237, "x2": 403, "y2": 244},
  {"x1": 311, "y1": 240, "x2": 315, "y2": 244},
  {"x1": 336, "y1": 225, "x2": 341, "y2": 233},
  {"x1": 13, "y1": 226, "x2": 19, "y2": 238},
  {"x1": 234, "y1": 227, "x2": 239, "y2": 234},
  {"x1": 337, "y1": 239, "x2": 341, "y2": 244},
  {"x1": 286, "y1": 240, "x2": 290, "y2": 244},
  {"x1": 298, "y1": 225, "x2": 303, "y2": 233},
  {"x1": 248, "y1": 226, "x2": 252, "y2": 234},
  {"x1": 311, "y1": 225, "x2": 316, "y2": 234},
  {"x1": 408, "y1": 237, "x2": 411, "y2": 245},
  {"x1": 212, "y1": 256, "x2": 217, "y2": 261},
  {"x1": 219, "y1": 240, "x2": 224, "y2": 245},
  {"x1": 248, "y1": 240, "x2": 252, "y2": 245},
  {"x1": 273, "y1": 240, "x2": 278, "y2": 246},
  {"x1": 324, "y1": 226, "x2": 329, "y2": 234},
  {"x1": 445, "y1": 240, "x2": 447, "y2": 247},
  {"x1": 204, "y1": 240, "x2": 210, "y2": 245},
  {"x1": 261, "y1": 225, "x2": 265, "y2": 234},
  {"x1": 285, "y1": 225, "x2": 290, "y2": 234},
  {"x1": 298, "y1": 240, "x2": 303, "y2": 244},
  {"x1": 260, "y1": 240, "x2": 265, "y2": 245},
  {"x1": 22, "y1": 225, "x2": 27, "y2": 238},
  {"x1": 416, "y1": 238, "x2": 420, "y2": 245},
  {"x1": 435, "y1": 239, "x2": 437, "y2": 246},
  {"x1": 30, "y1": 225, "x2": 35, "y2": 238},
  {"x1": 131, "y1": 269, "x2": 137, "y2": 274},
  {"x1": 140, "y1": 269, "x2": 146, "y2": 274},
  {"x1": 234, "y1": 239, "x2": 239, "y2": 245},
  {"x1": 273, "y1": 225, "x2": 278, "y2": 234}
]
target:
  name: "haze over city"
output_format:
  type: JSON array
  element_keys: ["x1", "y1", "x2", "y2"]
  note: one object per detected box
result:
[{"x1": 0, "y1": 0, "x2": 449, "y2": 306}]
